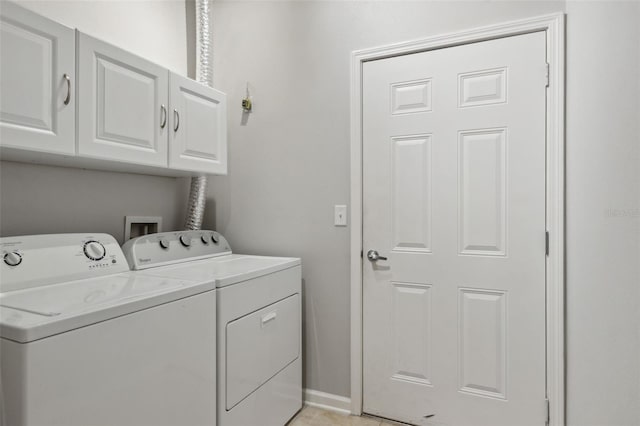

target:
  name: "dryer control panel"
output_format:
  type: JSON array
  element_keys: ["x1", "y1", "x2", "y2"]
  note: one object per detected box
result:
[
  {"x1": 122, "y1": 230, "x2": 231, "y2": 270},
  {"x1": 0, "y1": 234, "x2": 129, "y2": 293}
]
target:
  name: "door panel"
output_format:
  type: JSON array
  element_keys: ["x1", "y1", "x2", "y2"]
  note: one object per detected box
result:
[
  {"x1": 390, "y1": 282, "x2": 432, "y2": 386},
  {"x1": 78, "y1": 32, "x2": 168, "y2": 167},
  {"x1": 458, "y1": 288, "x2": 507, "y2": 399},
  {"x1": 0, "y1": 2, "x2": 75, "y2": 155},
  {"x1": 169, "y1": 73, "x2": 227, "y2": 174},
  {"x1": 97, "y1": 59, "x2": 156, "y2": 145},
  {"x1": 391, "y1": 135, "x2": 432, "y2": 253},
  {"x1": 363, "y1": 32, "x2": 547, "y2": 426},
  {"x1": 458, "y1": 128, "x2": 507, "y2": 255}
]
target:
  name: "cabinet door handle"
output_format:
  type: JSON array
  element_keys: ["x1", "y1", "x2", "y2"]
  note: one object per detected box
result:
[
  {"x1": 160, "y1": 104, "x2": 167, "y2": 129},
  {"x1": 173, "y1": 109, "x2": 180, "y2": 132},
  {"x1": 63, "y1": 74, "x2": 71, "y2": 105}
]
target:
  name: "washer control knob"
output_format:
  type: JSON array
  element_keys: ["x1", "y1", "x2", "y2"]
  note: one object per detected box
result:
[
  {"x1": 211, "y1": 233, "x2": 219, "y2": 244},
  {"x1": 3, "y1": 251, "x2": 22, "y2": 266},
  {"x1": 201, "y1": 235, "x2": 210, "y2": 245},
  {"x1": 179, "y1": 235, "x2": 191, "y2": 247},
  {"x1": 84, "y1": 241, "x2": 106, "y2": 261},
  {"x1": 159, "y1": 238, "x2": 170, "y2": 250}
]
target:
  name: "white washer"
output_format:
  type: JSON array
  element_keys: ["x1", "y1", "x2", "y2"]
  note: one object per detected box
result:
[
  {"x1": 123, "y1": 230, "x2": 302, "y2": 426},
  {"x1": 0, "y1": 233, "x2": 216, "y2": 426}
]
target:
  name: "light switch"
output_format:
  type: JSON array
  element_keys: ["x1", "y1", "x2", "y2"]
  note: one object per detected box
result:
[{"x1": 334, "y1": 205, "x2": 347, "y2": 226}]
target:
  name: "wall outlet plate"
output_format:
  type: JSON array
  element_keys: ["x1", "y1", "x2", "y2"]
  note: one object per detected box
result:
[{"x1": 124, "y1": 216, "x2": 162, "y2": 241}]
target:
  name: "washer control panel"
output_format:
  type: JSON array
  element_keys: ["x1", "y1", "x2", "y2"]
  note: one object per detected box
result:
[
  {"x1": 0, "y1": 234, "x2": 129, "y2": 293},
  {"x1": 122, "y1": 230, "x2": 231, "y2": 270}
]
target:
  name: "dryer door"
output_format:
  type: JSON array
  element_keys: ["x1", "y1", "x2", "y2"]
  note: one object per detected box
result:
[{"x1": 226, "y1": 293, "x2": 300, "y2": 409}]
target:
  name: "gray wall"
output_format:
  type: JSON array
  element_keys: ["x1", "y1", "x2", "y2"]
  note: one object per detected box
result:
[
  {"x1": 206, "y1": 0, "x2": 567, "y2": 400},
  {"x1": 0, "y1": 0, "x2": 191, "y2": 243},
  {"x1": 6, "y1": 0, "x2": 188, "y2": 75},
  {"x1": 208, "y1": 0, "x2": 640, "y2": 423},
  {"x1": 0, "y1": 162, "x2": 187, "y2": 243},
  {"x1": 565, "y1": 2, "x2": 640, "y2": 425}
]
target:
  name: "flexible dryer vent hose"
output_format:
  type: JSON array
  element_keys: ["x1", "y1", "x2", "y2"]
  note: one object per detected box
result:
[{"x1": 184, "y1": 0, "x2": 213, "y2": 230}]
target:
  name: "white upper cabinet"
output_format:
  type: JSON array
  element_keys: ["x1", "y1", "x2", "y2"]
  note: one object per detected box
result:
[
  {"x1": 77, "y1": 32, "x2": 169, "y2": 168},
  {"x1": 0, "y1": 4, "x2": 227, "y2": 176},
  {"x1": 0, "y1": 2, "x2": 75, "y2": 155},
  {"x1": 169, "y1": 73, "x2": 227, "y2": 174}
]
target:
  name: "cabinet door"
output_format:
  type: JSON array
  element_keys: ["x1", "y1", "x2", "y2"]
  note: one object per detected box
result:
[
  {"x1": 78, "y1": 32, "x2": 168, "y2": 167},
  {"x1": 0, "y1": 2, "x2": 75, "y2": 155},
  {"x1": 169, "y1": 73, "x2": 227, "y2": 174}
]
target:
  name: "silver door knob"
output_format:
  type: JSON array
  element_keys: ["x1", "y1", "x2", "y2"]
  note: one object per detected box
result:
[{"x1": 367, "y1": 250, "x2": 387, "y2": 262}]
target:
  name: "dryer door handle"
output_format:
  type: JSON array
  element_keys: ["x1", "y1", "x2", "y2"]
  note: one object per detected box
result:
[{"x1": 261, "y1": 311, "x2": 277, "y2": 327}]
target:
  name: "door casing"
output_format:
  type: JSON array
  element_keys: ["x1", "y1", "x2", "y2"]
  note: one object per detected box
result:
[{"x1": 350, "y1": 13, "x2": 565, "y2": 426}]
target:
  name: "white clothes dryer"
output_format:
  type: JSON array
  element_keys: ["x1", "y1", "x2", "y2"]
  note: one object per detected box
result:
[
  {"x1": 0, "y1": 233, "x2": 216, "y2": 426},
  {"x1": 123, "y1": 230, "x2": 302, "y2": 426}
]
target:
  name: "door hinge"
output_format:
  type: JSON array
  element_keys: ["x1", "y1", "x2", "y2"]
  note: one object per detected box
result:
[
  {"x1": 360, "y1": 250, "x2": 363, "y2": 259},
  {"x1": 545, "y1": 231, "x2": 550, "y2": 256},
  {"x1": 545, "y1": 398, "x2": 550, "y2": 424},
  {"x1": 545, "y1": 62, "x2": 550, "y2": 87}
]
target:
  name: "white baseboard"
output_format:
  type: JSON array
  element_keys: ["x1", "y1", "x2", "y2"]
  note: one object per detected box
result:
[{"x1": 303, "y1": 389, "x2": 351, "y2": 415}]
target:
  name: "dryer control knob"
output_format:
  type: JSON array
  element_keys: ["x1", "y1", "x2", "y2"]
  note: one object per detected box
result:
[
  {"x1": 201, "y1": 235, "x2": 210, "y2": 245},
  {"x1": 179, "y1": 235, "x2": 192, "y2": 247},
  {"x1": 84, "y1": 241, "x2": 106, "y2": 261},
  {"x1": 3, "y1": 251, "x2": 22, "y2": 266},
  {"x1": 159, "y1": 238, "x2": 170, "y2": 250},
  {"x1": 211, "y1": 234, "x2": 219, "y2": 244}
]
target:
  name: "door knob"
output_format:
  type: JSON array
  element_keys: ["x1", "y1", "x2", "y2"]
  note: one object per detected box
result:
[{"x1": 367, "y1": 250, "x2": 387, "y2": 262}]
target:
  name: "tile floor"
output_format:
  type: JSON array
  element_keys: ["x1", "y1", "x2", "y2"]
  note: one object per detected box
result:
[{"x1": 288, "y1": 406, "x2": 399, "y2": 426}]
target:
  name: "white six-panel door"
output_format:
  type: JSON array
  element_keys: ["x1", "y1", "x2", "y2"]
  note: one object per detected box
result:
[
  {"x1": 362, "y1": 32, "x2": 547, "y2": 426},
  {"x1": 77, "y1": 32, "x2": 169, "y2": 167},
  {"x1": 0, "y1": 2, "x2": 75, "y2": 155},
  {"x1": 169, "y1": 73, "x2": 227, "y2": 174}
]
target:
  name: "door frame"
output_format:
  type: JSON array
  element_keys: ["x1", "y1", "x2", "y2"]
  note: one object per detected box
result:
[{"x1": 350, "y1": 13, "x2": 565, "y2": 425}]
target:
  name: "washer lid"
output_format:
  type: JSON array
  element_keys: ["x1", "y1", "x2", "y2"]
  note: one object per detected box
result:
[
  {"x1": 0, "y1": 272, "x2": 212, "y2": 343},
  {"x1": 137, "y1": 254, "x2": 301, "y2": 288}
]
